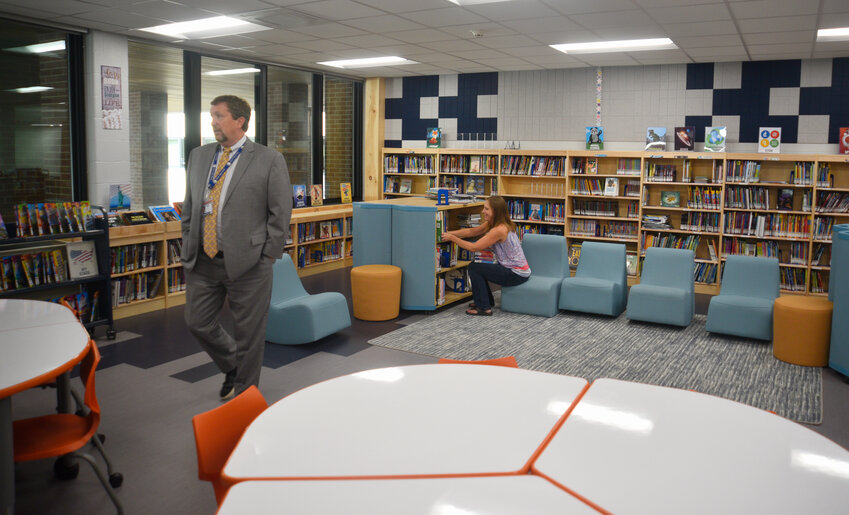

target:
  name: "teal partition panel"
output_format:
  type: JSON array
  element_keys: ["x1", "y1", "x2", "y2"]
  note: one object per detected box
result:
[
  {"x1": 829, "y1": 226, "x2": 849, "y2": 377},
  {"x1": 352, "y1": 202, "x2": 392, "y2": 267},
  {"x1": 391, "y1": 204, "x2": 437, "y2": 310}
]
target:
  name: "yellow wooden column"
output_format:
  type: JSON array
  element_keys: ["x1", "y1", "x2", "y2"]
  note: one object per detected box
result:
[{"x1": 363, "y1": 77, "x2": 385, "y2": 201}]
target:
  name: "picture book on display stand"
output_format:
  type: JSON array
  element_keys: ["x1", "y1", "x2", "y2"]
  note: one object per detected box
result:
[
  {"x1": 645, "y1": 127, "x2": 666, "y2": 150},
  {"x1": 758, "y1": 127, "x2": 781, "y2": 154},
  {"x1": 777, "y1": 189, "x2": 794, "y2": 211},
  {"x1": 674, "y1": 126, "x2": 694, "y2": 151},
  {"x1": 704, "y1": 126, "x2": 727, "y2": 152},
  {"x1": 293, "y1": 184, "x2": 306, "y2": 208},
  {"x1": 310, "y1": 184, "x2": 323, "y2": 206},
  {"x1": 840, "y1": 127, "x2": 849, "y2": 154},
  {"x1": 586, "y1": 126, "x2": 604, "y2": 150},
  {"x1": 148, "y1": 205, "x2": 181, "y2": 222},
  {"x1": 109, "y1": 184, "x2": 132, "y2": 211},
  {"x1": 340, "y1": 182, "x2": 352, "y2": 203},
  {"x1": 427, "y1": 127, "x2": 442, "y2": 148}
]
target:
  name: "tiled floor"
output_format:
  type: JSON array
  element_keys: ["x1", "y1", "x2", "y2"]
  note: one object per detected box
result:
[{"x1": 10, "y1": 266, "x2": 849, "y2": 514}]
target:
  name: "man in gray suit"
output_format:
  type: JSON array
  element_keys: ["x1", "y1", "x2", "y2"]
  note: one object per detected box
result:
[{"x1": 181, "y1": 95, "x2": 292, "y2": 399}]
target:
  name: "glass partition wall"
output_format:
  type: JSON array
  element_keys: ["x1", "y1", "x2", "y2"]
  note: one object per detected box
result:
[{"x1": 268, "y1": 67, "x2": 312, "y2": 191}]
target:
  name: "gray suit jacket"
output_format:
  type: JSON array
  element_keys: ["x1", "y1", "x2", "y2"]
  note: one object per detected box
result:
[{"x1": 181, "y1": 138, "x2": 292, "y2": 280}]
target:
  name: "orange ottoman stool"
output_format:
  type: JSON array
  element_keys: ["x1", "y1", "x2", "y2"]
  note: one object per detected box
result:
[
  {"x1": 351, "y1": 265, "x2": 402, "y2": 321},
  {"x1": 773, "y1": 296, "x2": 833, "y2": 366}
]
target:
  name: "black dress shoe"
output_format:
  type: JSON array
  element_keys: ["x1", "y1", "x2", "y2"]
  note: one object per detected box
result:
[{"x1": 219, "y1": 368, "x2": 237, "y2": 400}]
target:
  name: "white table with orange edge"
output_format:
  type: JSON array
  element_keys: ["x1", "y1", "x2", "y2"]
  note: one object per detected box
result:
[
  {"x1": 533, "y1": 378, "x2": 849, "y2": 515},
  {"x1": 217, "y1": 476, "x2": 597, "y2": 514},
  {"x1": 0, "y1": 299, "x2": 90, "y2": 515},
  {"x1": 223, "y1": 364, "x2": 589, "y2": 481}
]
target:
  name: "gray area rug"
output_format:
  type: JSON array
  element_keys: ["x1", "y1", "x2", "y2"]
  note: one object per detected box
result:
[{"x1": 371, "y1": 301, "x2": 823, "y2": 424}]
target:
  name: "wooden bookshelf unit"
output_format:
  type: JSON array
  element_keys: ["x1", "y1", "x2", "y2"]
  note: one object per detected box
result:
[{"x1": 381, "y1": 147, "x2": 849, "y2": 297}]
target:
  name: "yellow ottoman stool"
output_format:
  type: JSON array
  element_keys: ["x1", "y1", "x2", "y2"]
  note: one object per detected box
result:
[
  {"x1": 351, "y1": 265, "x2": 402, "y2": 321},
  {"x1": 773, "y1": 296, "x2": 833, "y2": 366}
]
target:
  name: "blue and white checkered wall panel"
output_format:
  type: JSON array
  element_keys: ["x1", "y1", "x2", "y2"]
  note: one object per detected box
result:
[{"x1": 384, "y1": 58, "x2": 849, "y2": 148}]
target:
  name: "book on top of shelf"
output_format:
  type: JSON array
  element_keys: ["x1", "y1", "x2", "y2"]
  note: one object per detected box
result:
[
  {"x1": 568, "y1": 243, "x2": 582, "y2": 270},
  {"x1": 293, "y1": 184, "x2": 306, "y2": 208},
  {"x1": 603, "y1": 177, "x2": 619, "y2": 196},
  {"x1": 399, "y1": 178, "x2": 413, "y2": 194},
  {"x1": 626, "y1": 253, "x2": 638, "y2": 276},
  {"x1": 660, "y1": 191, "x2": 681, "y2": 207},
  {"x1": 108, "y1": 183, "x2": 132, "y2": 211},
  {"x1": 66, "y1": 240, "x2": 98, "y2": 279},
  {"x1": 587, "y1": 158, "x2": 598, "y2": 174},
  {"x1": 0, "y1": 211, "x2": 7, "y2": 240},
  {"x1": 704, "y1": 126, "x2": 727, "y2": 152},
  {"x1": 586, "y1": 126, "x2": 604, "y2": 150},
  {"x1": 645, "y1": 127, "x2": 667, "y2": 151},
  {"x1": 840, "y1": 128, "x2": 849, "y2": 154},
  {"x1": 148, "y1": 205, "x2": 181, "y2": 222},
  {"x1": 426, "y1": 127, "x2": 442, "y2": 148},
  {"x1": 675, "y1": 127, "x2": 694, "y2": 151},
  {"x1": 121, "y1": 210, "x2": 153, "y2": 225},
  {"x1": 776, "y1": 188, "x2": 794, "y2": 211},
  {"x1": 310, "y1": 184, "x2": 323, "y2": 206},
  {"x1": 758, "y1": 127, "x2": 781, "y2": 154},
  {"x1": 340, "y1": 182, "x2": 352, "y2": 203},
  {"x1": 172, "y1": 201, "x2": 183, "y2": 216}
]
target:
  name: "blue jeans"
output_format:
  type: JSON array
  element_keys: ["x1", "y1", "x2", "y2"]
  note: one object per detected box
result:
[{"x1": 467, "y1": 262, "x2": 529, "y2": 311}]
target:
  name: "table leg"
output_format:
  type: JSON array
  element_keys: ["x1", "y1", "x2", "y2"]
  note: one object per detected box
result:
[
  {"x1": 56, "y1": 372, "x2": 71, "y2": 414},
  {"x1": 1, "y1": 396, "x2": 14, "y2": 515}
]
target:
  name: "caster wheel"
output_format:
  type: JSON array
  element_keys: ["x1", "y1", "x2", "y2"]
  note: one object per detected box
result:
[
  {"x1": 54, "y1": 458, "x2": 79, "y2": 480},
  {"x1": 109, "y1": 473, "x2": 123, "y2": 488},
  {"x1": 98, "y1": 434, "x2": 106, "y2": 444},
  {"x1": 106, "y1": 328, "x2": 117, "y2": 340}
]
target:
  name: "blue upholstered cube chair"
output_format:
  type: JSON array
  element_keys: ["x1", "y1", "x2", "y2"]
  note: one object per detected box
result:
[
  {"x1": 500, "y1": 233, "x2": 568, "y2": 318},
  {"x1": 559, "y1": 241, "x2": 627, "y2": 316},
  {"x1": 265, "y1": 254, "x2": 351, "y2": 345},
  {"x1": 705, "y1": 255, "x2": 779, "y2": 340},
  {"x1": 626, "y1": 247, "x2": 695, "y2": 327}
]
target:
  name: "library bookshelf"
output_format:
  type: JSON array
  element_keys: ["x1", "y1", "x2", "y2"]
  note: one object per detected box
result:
[
  {"x1": 108, "y1": 205, "x2": 353, "y2": 319},
  {"x1": 382, "y1": 147, "x2": 849, "y2": 297}
]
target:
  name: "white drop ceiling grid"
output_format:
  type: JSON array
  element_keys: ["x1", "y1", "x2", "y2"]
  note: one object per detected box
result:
[{"x1": 0, "y1": 0, "x2": 848, "y2": 77}]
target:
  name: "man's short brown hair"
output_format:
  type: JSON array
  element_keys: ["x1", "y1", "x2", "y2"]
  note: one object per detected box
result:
[{"x1": 211, "y1": 95, "x2": 251, "y2": 131}]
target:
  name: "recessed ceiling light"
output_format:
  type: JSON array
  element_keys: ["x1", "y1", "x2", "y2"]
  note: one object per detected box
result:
[
  {"x1": 447, "y1": 0, "x2": 511, "y2": 5},
  {"x1": 5, "y1": 40, "x2": 66, "y2": 54},
  {"x1": 317, "y1": 56, "x2": 416, "y2": 69},
  {"x1": 204, "y1": 68, "x2": 261, "y2": 76},
  {"x1": 139, "y1": 16, "x2": 268, "y2": 40},
  {"x1": 817, "y1": 27, "x2": 849, "y2": 42},
  {"x1": 7, "y1": 86, "x2": 53, "y2": 93},
  {"x1": 551, "y1": 38, "x2": 677, "y2": 54}
]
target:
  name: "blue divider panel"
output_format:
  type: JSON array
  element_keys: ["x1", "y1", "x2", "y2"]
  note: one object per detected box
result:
[
  {"x1": 829, "y1": 225, "x2": 849, "y2": 377},
  {"x1": 391, "y1": 204, "x2": 438, "y2": 311},
  {"x1": 352, "y1": 202, "x2": 392, "y2": 267}
]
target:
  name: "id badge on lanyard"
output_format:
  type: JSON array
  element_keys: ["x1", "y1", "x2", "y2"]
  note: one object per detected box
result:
[{"x1": 203, "y1": 145, "x2": 243, "y2": 216}]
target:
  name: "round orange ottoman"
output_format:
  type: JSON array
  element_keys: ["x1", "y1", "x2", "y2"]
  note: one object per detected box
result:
[
  {"x1": 351, "y1": 265, "x2": 402, "y2": 321},
  {"x1": 773, "y1": 296, "x2": 833, "y2": 366}
]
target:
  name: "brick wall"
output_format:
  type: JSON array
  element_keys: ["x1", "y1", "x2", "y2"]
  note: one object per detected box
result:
[
  {"x1": 268, "y1": 80, "x2": 312, "y2": 189},
  {"x1": 323, "y1": 78, "x2": 353, "y2": 199}
]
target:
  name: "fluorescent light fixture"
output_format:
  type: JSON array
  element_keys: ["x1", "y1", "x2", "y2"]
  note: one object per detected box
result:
[
  {"x1": 817, "y1": 27, "x2": 849, "y2": 42},
  {"x1": 447, "y1": 0, "x2": 511, "y2": 5},
  {"x1": 5, "y1": 40, "x2": 66, "y2": 54},
  {"x1": 318, "y1": 56, "x2": 415, "y2": 69},
  {"x1": 7, "y1": 86, "x2": 53, "y2": 93},
  {"x1": 551, "y1": 38, "x2": 677, "y2": 54},
  {"x1": 139, "y1": 16, "x2": 268, "y2": 40},
  {"x1": 204, "y1": 67, "x2": 260, "y2": 76}
]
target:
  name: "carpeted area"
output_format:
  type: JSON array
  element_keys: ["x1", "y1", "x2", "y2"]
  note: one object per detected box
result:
[{"x1": 369, "y1": 302, "x2": 823, "y2": 424}]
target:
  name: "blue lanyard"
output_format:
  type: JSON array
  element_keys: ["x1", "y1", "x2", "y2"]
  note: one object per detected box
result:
[{"x1": 207, "y1": 145, "x2": 244, "y2": 190}]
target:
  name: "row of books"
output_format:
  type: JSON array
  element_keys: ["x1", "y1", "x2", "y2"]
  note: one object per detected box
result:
[
  {"x1": 817, "y1": 164, "x2": 835, "y2": 188},
  {"x1": 570, "y1": 177, "x2": 625, "y2": 196},
  {"x1": 687, "y1": 187, "x2": 722, "y2": 210},
  {"x1": 725, "y1": 160, "x2": 762, "y2": 184},
  {"x1": 168, "y1": 268, "x2": 186, "y2": 293},
  {"x1": 781, "y1": 268, "x2": 807, "y2": 292},
  {"x1": 724, "y1": 186, "x2": 772, "y2": 210},
  {"x1": 813, "y1": 217, "x2": 835, "y2": 241},
  {"x1": 694, "y1": 262, "x2": 718, "y2": 284},
  {"x1": 439, "y1": 155, "x2": 498, "y2": 174},
  {"x1": 642, "y1": 214, "x2": 671, "y2": 230},
  {"x1": 49, "y1": 291, "x2": 99, "y2": 324},
  {"x1": 1, "y1": 248, "x2": 69, "y2": 292},
  {"x1": 569, "y1": 219, "x2": 638, "y2": 239},
  {"x1": 439, "y1": 176, "x2": 489, "y2": 195},
  {"x1": 572, "y1": 199, "x2": 622, "y2": 217},
  {"x1": 298, "y1": 219, "x2": 344, "y2": 243},
  {"x1": 500, "y1": 156, "x2": 566, "y2": 176},
  {"x1": 111, "y1": 242, "x2": 159, "y2": 273},
  {"x1": 10, "y1": 201, "x2": 95, "y2": 238},
  {"x1": 810, "y1": 270, "x2": 829, "y2": 294},
  {"x1": 723, "y1": 213, "x2": 811, "y2": 239},
  {"x1": 815, "y1": 191, "x2": 849, "y2": 213},
  {"x1": 296, "y1": 240, "x2": 347, "y2": 267},
  {"x1": 506, "y1": 200, "x2": 565, "y2": 223},
  {"x1": 167, "y1": 240, "x2": 182, "y2": 265},
  {"x1": 641, "y1": 232, "x2": 701, "y2": 252},
  {"x1": 436, "y1": 241, "x2": 459, "y2": 271},
  {"x1": 515, "y1": 224, "x2": 564, "y2": 238},
  {"x1": 645, "y1": 164, "x2": 678, "y2": 182},
  {"x1": 722, "y1": 239, "x2": 779, "y2": 259},
  {"x1": 680, "y1": 211, "x2": 721, "y2": 232},
  {"x1": 111, "y1": 271, "x2": 163, "y2": 307}
]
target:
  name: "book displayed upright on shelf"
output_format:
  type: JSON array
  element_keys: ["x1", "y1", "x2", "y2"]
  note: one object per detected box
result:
[
  {"x1": 340, "y1": 182, "x2": 352, "y2": 203},
  {"x1": 776, "y1": 188, "x2": 794, "y2": 210},
  {"x1": 108, "y1": 183, "x2": 132, "y2": 211},
  {"x1": 568, "y1": 243, "x2": 582, "y2": 270},
  {"x1": 704, "y1": 126, "x2": 727, "y2": 152},
  {"x1": 172, "y1": 201, "x2": 183, "y2": 216},
  {"x1": 121, "y1": 210, "x2": 153, "y2": 225},
  {"x1": 66, "y1": 240, "x2": 98, "y2": 279},
  {"x1": 603, "y1": 177, "x2": 619, "y2": 196},
  {"x1": 586, "y1": 126, "x2": 604, "y2": 150},
  {"x1": 426, "y1": 127, "x2": 442, "y2": 148},
  {"x1": 674, "y1": 127, "x2": 694, "y2": 150},
  {"x1": 840, "y1": 127, "x2": 849, "y2": 154},
  {"x1": 660, "y1": 191, "x2": 681, "y2": 207},
  {"x1": 758, "y1": 127, "x2": 781, "y2": 154},
  {"x1": 293, "y1": 184, "x2": 306, "y2": 208},
  {"x1": 310, "y1": 184, "x2": 323, "y2": 206},
  {"x1": 399, "y1": 178, "x2": 413, "y2": 194},
  {"x1": 645, "y1": 127, "x2": 667, "y2": 150},
  {"x1": 148, "y1": 205, "x2": 181, "y2": 222}
]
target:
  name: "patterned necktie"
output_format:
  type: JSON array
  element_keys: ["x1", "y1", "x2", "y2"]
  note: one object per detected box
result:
[{"x1": 202, "y1": 146, "x2": 232, "y2": 258}]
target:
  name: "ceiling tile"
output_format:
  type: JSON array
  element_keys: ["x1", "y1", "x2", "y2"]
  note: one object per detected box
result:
[
  {"x1": 420, "y1": 39, "x2": 488, "y2": 53},
  {"x1": 742, "y1": 30, "x2": 815, "y2": 45},
  {"x1": 546, "y1": 0, "x2": 641, "y2": 15},
  {"x1": 332, "y1": 34, "x2": 404, "y2": 48},
  {"x1": 729, "y1": 0, "x2": 818, "y2": 19},
  {"x1": 686, "y1": 45, "x2": 749, "y2": 57},
  {"x1": 397, "y1": 7, "x2": 489, "y2": 28},
  {"x1": 287, "y1": 0, "x2": 384, "y2": 21},
  {"x1": 500, "y1": 45, "x2": 562, "y2": 58},
  {"x1": 199, "y1": 34, "x2": 263, "y2": 48},
  {"x1": 645, "y1": 3, "x2": 732, "y2": 24},
  {"x1": 822, "y1": 0, "x2": 849, "y2": 13},
  {"x1": 287, "y1": 39, "x2": 355, "y2": 52},
  {"x1": 569, "y1": 9, "x2": 656, "y2": 29},
  {"x1": 529, "y1": 30, "x2": 600, "y2": 45},
  {"x1": 381, "y1": 28, "x2": 456, "y2": 44},
  {"x1": 464, "y1": 1, "x2": 561, "y2": 21},
  {"x1": 249, "y1": 30, "x2": 318, "y2": 45},
  {"x1": 128, "y1": 0, "x2": 215, "y2": 23},
  {"x1": 675, "y1": 35, "x2": 744, "y2": 48},
  {"x1": 176, "y1": 0, "x2": 277, "y2": 15},
  {"x1": 437, "y1": 22, "x2": 518, "y2": 39},
  {"x1": 520, "y1": 54, "x2": 586, "y2": 66},
  {"x1": 634, "y1": 0, "x2": 723, "y2": 7},
  {"x1": 366, "y1": 43, "x2": 439, "y2": 57},
  {"x1": 288, "y1": 22, "x2": 367, "y2": 38},
  {"x1": 500, "y1": 16, "x2": 585, "y2": 34},
  {"x1": 736, "y1": 15, "x2": 817, "y2": 34},
  {"x1": 448, "y1": 48, "x2": 509, "y2": 60},
  {"x1": 661, "y1": 20, "x2": 739, "y2": 37},
  {"x1": 350, "y1": 0, "x2": 446, "y2": 14},
  {"x1": 591, "y1": 26, "x2": 673, "y2": 40},
  {"x1": 0, "y1": 0, "x2": 94, "y2": 16},
  {"x1": 71, "y1": 8, "x2": 170, "y2": 28},
  {"x1": 340, "y1": 14, "x2": 425, "y2": 33},
  {"x1": 473, "y1": 34, "x2": 542, "y2": 49},
  {"x1": 578, "y1": 54, "x2": 641, "y2": 66}
]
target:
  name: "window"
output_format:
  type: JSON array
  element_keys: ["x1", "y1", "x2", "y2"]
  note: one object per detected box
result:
[
  {"x1": 0, "y1": 18, "x2": 74, "y2": 225},
  {"x1": 322, "y1": 76, "x2": 359, "y2": 201},
  {"x1": 200, "y1": 56, "x2": 258, "y2": 146},
  {"x1": 267, "y1": 66, "x2": 312, "y2": 191},
  {"x1": 128, "y1": 41, "x2": 184, "y2": 206}
]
